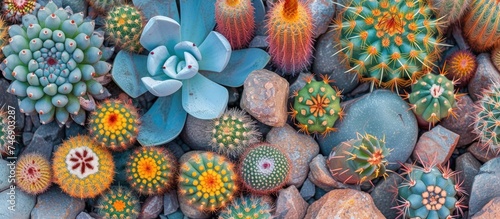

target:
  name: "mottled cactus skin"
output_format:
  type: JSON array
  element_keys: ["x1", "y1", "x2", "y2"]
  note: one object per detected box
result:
[
  {"x1": 430, "y1": 0, "x2": 470, "y2": 26},
  {"x1": 327, "y1": 133, "x2": 390, "y2": 184},
  {"x1": 88, "y1": 99, "x2": 140, "y2": 151},
  {"x1": 462, "y1": 0, "x2": 500, "y2": 52},
  {"x1": 408, "y1": 73, "x2": 457, "y2": 125},
  {"x1": 15, "y1": 153, "x2": 52, "y2": 195},
  {"x1": 87, "y1": 0, "x2": 126, "y2": 13},
  {"x1": 0, "y1": 17, "x2": 9, "y2": 59},
  {"x1": 218, "y1": 195, "x2": 272, "y2": 219},
  {"x1": 215, "y1": 0, "x2": 255, "y2": 49},
  {"x1": 52, "y1": 135, "x2": 114, "y2": 198},
  {"x1": 238, "y1": 143, "x2": 290, "y2": 194},
  {"x1": 474, "y1": 83, "x2": 500, "y2": 153},
  {"x1": 0, "y1": 1, "x2": 112, "y2": 126},
  {"x1": 126, "y1": 147, "x2": 177, "y2": 195},
  {"x1": 178, "y1": 152, "x2": 238, "y2": 212},
  {"x1": 2, "y1": 0, "x2": 37, "y2": 23},
  {"x1": 106, "y1": 5, "x2": 145, "y2": 53},
  {"x1": 444, "y1": 50, "x2": 477, "y2": 87},
  {"x1": 96, "y1": 186, "x2": 140, "y2": 219},
  {"x1": 266, "y1": 0, "x2": 314, "y2": 74},
  {"x1": 291, "y1": 75, "x2": 343, "y2": 135},
  {"x1": 334, "y1": 0, "x2": 444, "y2": 88}
]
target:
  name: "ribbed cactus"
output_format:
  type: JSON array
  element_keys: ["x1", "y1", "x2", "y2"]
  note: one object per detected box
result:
[
  {"x1": 178, "y1": 152, "x2": 238, "y2": 212},
  {"x1": 266, "y1": 0, "x2": 314, "y2": 74},
  {"x1": 87, "y1": 0, "x2": 126, "y2": 12},
  {"x1": 462, "y1": 0, "x2": 500, "y2": 52},
  {"x1": 15, "y1": 153, "x2": 52, "y2": 195},
  {"x1": 1, "y1": 1, "x2": 112, "y2": 125},
  {"x1": 0, "y1": 17, "x2": 8, "y2": 59},
  {"x1": 210, "y1": 108, "x2": 261, "y2": 157},
  {"x1": 444, "y1": 50, "x2": 477, "y2": 87},
  {"x1": 88, "y1": 99, "x2": 140, "y2": 151},
  {"x1": 0, "y1": 109, "x2": 9, "y2": 156},
  {"x1": 408, "y1": 73, "x2": 457, "y2": 125},
  {"x1": 492, "y1": 47, "x2": 500, "y2": 71},
  {"x1": 126, "y1": 147, "x2": 177, "y2": 195},
  {"x1": 1, "y1": 0, "x2": 37, "y2": 23},
  {"x1": 105, "y1": 5, "x2": 145, "y2": 53},
  {"x1": 52, "y1": 135, "x2": 115, "y2": 198},
  {"x1": 96, "y1": 186, "x2": 140, "y2": 219},
  {"x1": 215, "y1": 0, "x2": 255, "y2": 49},
  {"x1": 334, "y1": 0, "x2": 444, "y2": 88},
  {"x1": 429, "y1": 0, "x2": 471, "y2": 26},
  {"x1": 291, "y1": 75, "x2": 343, "y2": 135},
  {"x1": 327, "y1": 133, "x2": 390, "y2": 184},
  {"x1": 474, "y1": 83, "x2": 500, "y2": 153},
  {"x1": 218, "y1": 195, "x2": 273, "y2": 219},
  {"x1": 238, "y1": 143, "x2": 290, "y2": 194}
]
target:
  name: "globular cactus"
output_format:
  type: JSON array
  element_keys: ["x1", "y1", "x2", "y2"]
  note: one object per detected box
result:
[
  {"x1": 52, "y1": 135, "x2": 115, "y2": 198},
  {"x1": 15, "y1": 153, "x2": 51, "y2": 195},
  {"x1": 178, "y1": 152, "x2": 238, "y2": 212},
  {"x1": 334, "y1": 0, "x2": 444, "y2": 89},
  {"x1": 408, "y1": 73, "x2": 458, "y2": 125},
  {"x1": 238, "y1": 143, "x2": 290, "y2": 194},
  {"x1": 210, "y1": 108, "x2": 261, "y2": 157},
  {"x1": 126, "y1": 147, "x2": 177, "y2": 195},
  {"x1": 218, "y1": 195, "x2": 273, "y2": 219},
  {"x1": 429, "y1": 0, "x2": 471, "y2": 26},
  {"x1": 87, "y1": 0, "x2": 126, "y2": 13},
  {"x1": 491, "y1": 46, "x2": 500, "y2": 72},
  {"x1": 266, "y1": 0, "x2": 314, "y2": 74},
  {"x1": 105, "y1": 5, "x2": 145, "y2": 53},
  {"x1": 88, "y1": 99, "x2": 140, "y2": 151},
  {"x1": 1, "y1": 1, "x2": 112, "y2": 126},
  {"x1": 0, "y1": 17, "x2": 8, "y2": 59},
  {"x1": 327, "y1": 133, "x2": 390, "y2": 184},
  {"x1": 291, "y1": 75, "x2": 343, "y2": 135},
  {"x1": 215, "y1": 0, "x2": 255, "y2": 49},
  {"x1": 444, "y1": 50, "x2": 477, "y2": 87},
  {"x1": 1, "y1": 0, "x2": 37, "y2": 23},
  {"x1": 462, "y1": 0, "x2": 500, "y2": 52},
  {"x1": 96, "y1": 186, "x2": 140, "y2": 219},
  {"x1": 474, "y1": 83, "x2": 500, "y2": 153}
]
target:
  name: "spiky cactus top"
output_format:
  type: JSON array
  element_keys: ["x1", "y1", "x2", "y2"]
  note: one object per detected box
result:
[
  {"x1": 215, "y1": 0, "x2": 255, "y2": 49},
  {"x1": 105, "y1": 5, "x2": 145, "y2": 53},
  {"x1": 444, "y1": 50, "x2": 477, "y2": 87},
  {"x1": 462, "y1": 0, "x2": 500, "y2": 52},
  {"x1": 291, "y1": 75, "x2": 343, "y2": 135},
  {"x1": 178, "y1": 152, "x2": 238, "y2": 212},
  {"x1": 474, "y1": 83, "x2": 500, "y2": 153},
  {"x1": 334, "y1": 0, "x2": 443, "y2": 88},
  {"x1": 96, "y1": 186, "x2": 140, "y2": 219},
  {"x1": 327, "y1": 133, "x2": 390, "y2": 184},
  {"x1": 1, "y1": 1, "x2": 112, "y2": 125},
  {"x1": 15, "y1": 153, "x2": 52, "y2": 195},
  {"x1": 218, "y1": 195, "x2": 273, "y2": 219},
  {"x1": 126, "y1": 147, "x2": 177, "y2": 195},
  {"x1": 88, "y1": 99, "x2": 140, "y2": 151},
  {"x1": 2, "y1": 0, "x2": 37, "y2": 23},
  {"x1": 52, "y1": 135, "x2": 115, "y2": 198},
  {"x1": 0, "y1": 17, "x2": 8, "y2": 59},
  {"x1": 238, "y1": 143, "x2": 290, "y2": 194}
]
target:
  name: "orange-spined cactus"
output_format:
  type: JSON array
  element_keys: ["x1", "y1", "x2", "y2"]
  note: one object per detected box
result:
[
  {"x1": 444, "y1": 50, "x2": 477, "y2": 86},
  {"x1": 462, "y1": 0, "x2": 500, "y2": 52},
  {"x1": 215, "y1": 0, "x2": 256, "y2": 49},
  {"x1": 15, "y1": 153, "x2": 52, "y2": 195},
  {"x1": 266, "y1": 0, "x2": 314, "y2": 75}
]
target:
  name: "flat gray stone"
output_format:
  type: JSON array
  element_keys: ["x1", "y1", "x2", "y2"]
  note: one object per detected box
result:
[
  {"x1": 468, "y1": 53, "x2": 500, "y2": 101},
  {"x1": 180, "y1": 115, "x2": 213, "y2": 151},
  {"x1": 469, "y1": 157, "x2": 500, "y2": 216},
  {"x1": 140, "y1": 195, "x2": 164, "y2": 219},
  {"x1": 300, "y1": 178, "x2": 316, "y2": 201},
  {"x1": 456, "y1": 152, "x2": 481, "y2": 204},
  {"x1": 31, "y1": 187, "x2": 85, "y2": 219},
  {"x1": 164, "y1": 189, "x2": 180, "y2": 215},
  {"x1": 0, "y1": 187, "x2": 35, "y2": 219},
  {"x1": 371, "y1": 173, "x2": 404, "y2": 219},
  {"x1": 0, "y1": 159, "x2": 13, "y2": 192}
]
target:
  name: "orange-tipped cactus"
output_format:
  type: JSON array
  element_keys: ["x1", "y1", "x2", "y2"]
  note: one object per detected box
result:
[
  {"x1": 15, "y1": 153, "x2": 52, "y2": 195},
  {"x1": 445, "y1": 50, "x2": 477, "y2": 87},
  {"x1": 462, "y1": 0, "x2": 500, "y2": 52},
  {"x1": 215, "y1": 0, "x2": 256, "y2": 49},
  {"x1": 266, "y1": 0, "x2": 314, "y2": 74}
]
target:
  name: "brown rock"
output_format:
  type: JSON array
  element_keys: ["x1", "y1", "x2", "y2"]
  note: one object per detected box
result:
[
  {"x1": 308, "y1": 155, "x2": 359, "y2": 191},
  {"x1": 468, "y1": 142, "x2": 500, "y2": 163},
  {"x1": 440, "y1": 95, "x2": 478, "y2": 147},
  {"x1": 304, "y1": 189, "x2": 385, "y2": 219},
  {"x1": 240, "y1": 69, "x2": 289, "y2": 127},
  {"x1": 139, "y1": 196, "x2": 163, "y2": 219},
  {"x1": 275, "y1": 186, "x2": 309, "y2": 219},
  {"x1": 412, "y1": 125, "x2": 459, "y2": 166},
  {"x1": 472, "y1": 196, "x2": 500, "y2": 218}
]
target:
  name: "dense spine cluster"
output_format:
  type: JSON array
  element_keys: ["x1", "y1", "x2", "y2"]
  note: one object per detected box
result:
[
  {"x1": 462, "y1": 0, "x2": 500, "y2": 52},
  {"x1": 15, "y1": 153, "x2": 52, "y2": 195},
  {"x1": 444, "y1": 50, "x2": 477, "y2": 86},
  {"x1": 474, "y1": 83, "x2": 500, "y2": 153},
  {"x1": 215, "y1": 0, "x2": 256, "y2": 49},
  {"x1": 105, "y1": 5, "x2": 145, "y2": 53},
  {"x1": 96, "y1": 186, "x2": 141, "y2": 219},
  {"x1": 218, "y1": 195, "x2": 273, "y2": 219}
]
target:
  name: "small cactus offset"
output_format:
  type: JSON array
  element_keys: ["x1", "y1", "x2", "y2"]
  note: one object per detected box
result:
[
  {"x1": 266, "y1": 0, "x2": 314, "y2": 74},
  {"x1": 126, "y1": 147, "x2": 177, "y2": 195},
  {"x1": 429, "y1": 0, "x2": 471, "y2": 26},
  {"x1": 88, "y1": 99, "x2": 140, "y2": 151},
  {"x1": 444, "y1": 50, "x2": 477, "y2": 87},
  {"x1": 1, "y1": 0, "x2": 37, "y2": 23},
  {"x1": 96, "y1": 186, "x2": 140, "y2": 219},
  {"x1": 210, "y1": 108, "x2": 261, "y2": 157},
  {"x1": 218, "y1": 195, "x2": 273, "y2": 219},
  {"x1": 474, "y1": 83, "x2": 500, "y2": 153},
  {"x1": 105, "y1": 5, "x2": 145, "y2": 53},
  {"x1": 215, "y1": 0, "x2": 256, "y2": 49},
  {"x1": 462, "y1": 0, "x2": 500, "y2": 52},
  {"x1": 15, "y1": 153, "x2": 52, "y2": 195},
  {"x1": 87, "y1": 0, "x2": 126, "y2": 13},
  {"x1": 291, "y1": 75, "x2": 343, "y2": 135},
  {"x1": 408, "y1": 73, "x2": 458, "y2": 125},
  {"x1": 178, "y1": 152, "x2": 238, "y2": 212},
  {"x1": 52, "y1": 135, "x2": 115, "y2": 198},
  {"x1": 327, "y1": 133, "x2": 390, "y2": 184},
  {"x1": 238, "y1": 143, "x2": 290, "y2": 194}
]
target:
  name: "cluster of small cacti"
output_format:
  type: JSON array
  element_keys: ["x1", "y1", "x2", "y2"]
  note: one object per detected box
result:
[
  {"x1": 444, "y1": 50, "x2": 477, "y2": 86},
  {"x1": 291, "y1": 75, "x2": 343, "y2": 135},
  {"x1": 327, "y1": 133, "x2": 390, "y2": 184},
  {"x1": 1, "y1": 0, "x2": 37, "y2": 22},
  {"x1": 105, "y1": 5, "x2": 145, "y2": 53},
  {"x1": 474, "y1": 83, "x2": 500, "y2": 152},
  {"x1": 218, "y1": 195, "x2": 273, "y2": 219},
  {"x1": 215, "y1": 0, "x2": 255, "y2": 49},
  {"x1": 462, "y1": 0, "x2": 500, "y2": 52},
  {"x1": 96, "y1": 186, "x2": 141, "y2": 219},
  {"x1": 15, "y1": 153, "x2": 52, "y2": 195}
]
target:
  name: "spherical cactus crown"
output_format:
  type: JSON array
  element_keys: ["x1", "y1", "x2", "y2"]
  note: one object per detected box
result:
[
  {"x1": 215, "y1": 0, "x2": 256, "y2": 49},
  {"x1": 327, "y1": 133, "x2": 391, "y2": 184},
  {"x1": 89, "y1": 99, "x2": 140, "y2": 151},
  {"x1": 126, "y1": 146, "x2": 177, "y2": 195},
  {"x1": 15, "y1": 153, "x2": 52, "y2": 195},
  {"x1": 238, "y1": 143, "x2": 290, "y2": 194},
  {"x1": 444, "y1": 50, "x2": 477, "y2": 87},
  {"x1": 462, "y1": 0, "x2": 500, "y2": 52},
  {"x1": 1, "y1": 1, "x2": 112, "y2": 126},
  {"x1": 218, "y1": 195, "x2": 273, "y2": 219},
  {"x1": 96, "y1": 186, "x2": 141, "y2": 219},
  {"x1": 178, "y1": 152, "x2": 238, "y2": 212},
  {"x1": 52, "y1": 135, "x2": 115, "y2": 198},
  {"x1": 474, "y1": 83, "x2": 500, "y2": 153},
  {"x1": 2, "y1": 0, "x2": 37, "y2": 23},
  {"x1": 105, "y1": 5, "x2": 145, "y2": 53}
]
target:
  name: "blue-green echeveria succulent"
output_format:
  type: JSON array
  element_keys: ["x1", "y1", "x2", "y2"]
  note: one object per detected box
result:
[
  {"x1": 112, "y1": 0, "x2": 270, "y2": 146},
  {"x1": 0, "y1": 1, "x2": 112, "y2": 126}
]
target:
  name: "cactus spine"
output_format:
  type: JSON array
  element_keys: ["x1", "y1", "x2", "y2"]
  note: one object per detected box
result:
[
  {"x1": 444, "y1": 50, "x2": 477, "y2": 87},
  {"x1": 429, "y1": 0, "x2": 471, "y2": 26},
  {"x1": 96, "y1": 186, "x2": 140, "y2": 219},
  {"x1": 474, "y1": 83, "x2": 500, "y2": 153},
  {"x1": 106, "y1": 5, "x2": 145, "y2": 53},
  {"x1": 2, "y1": 0, "x2": 37, "y2": 23},
  {"x1": 218, "y1": 195, "x2": 273, "y2": 219},
  {"x1": 15, "y1": 153, "x2": 52, "y2": 195},
  {"x1": 215, "y1": 0, "x2": 256, "y2": 49},
  {"x1": 462, "y1": 0, "x2": 500, "y2": 52}
]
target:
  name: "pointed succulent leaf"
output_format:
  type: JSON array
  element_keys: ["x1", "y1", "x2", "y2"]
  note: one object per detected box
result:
[
  {"x1": 180, "y1": 0, "x2": 216, "y2": 46},
  {"x1": 198, "y1": 31, "x2": 231, "y2": 72},
  {"x1": 111, "y1": 51, "x2": 149, "y2": 98},
  {"x1": 182, "y1": 74, "x2": 227, "y2": 119},
  {"x1": 147, "y1": 46, "x2": 170, "y2": 76},
  {"x1": 140, "y1": 16, "x2": 180, "y2": 52}
]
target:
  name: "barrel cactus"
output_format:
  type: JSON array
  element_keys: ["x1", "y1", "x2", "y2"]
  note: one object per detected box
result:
[
  {"x1": 215, "y1": 0, "x2": 255, "y2": 49},
  {"x1": 474, "y1": 83, "x2": 500, "y2": 153},
  {"x1": 1, "y1": 1, "x2": 112, "y2": 126},
  {"x1": 15, "y1": 153, "x2": 52, "y2": 195},
  {"x1": 105, "y1": 5, "x2": 145, "y2": 53},
  {"x1": 96, "y1": 186, "x2": 141, "y2": 219},
  {"x1": 218, "y1": 195, "x2": 273, "y2": 219},
  {"x1": 462, "y1": 0, "x2": 500, "y2": 52},
  {"x1": 334, "y1": 0, "x2": 444, "y2": 89},
  {"x1": 2, "y1": 0, "x2": 37, "y2": 23},
  {"x1": 429, "y1": 0, "x2": 470, "y2": 27},
  {"x1": 327, "y1": 133, "x2": 390, "y2": 184}
]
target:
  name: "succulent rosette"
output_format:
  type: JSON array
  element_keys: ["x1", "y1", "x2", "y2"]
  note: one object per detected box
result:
[{"x1": 112, "y1": 0, "x2": 269, "y2": 146}]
